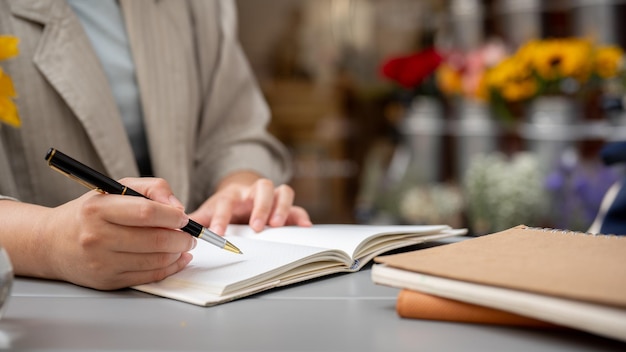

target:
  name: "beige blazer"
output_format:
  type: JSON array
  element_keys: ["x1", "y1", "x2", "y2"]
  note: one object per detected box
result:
[{"x1": 0, "y1": 0, "x2": 291, "y2": 210}]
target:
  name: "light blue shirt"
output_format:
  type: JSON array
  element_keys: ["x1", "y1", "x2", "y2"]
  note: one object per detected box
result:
[{"x1": 68, "y1": 0, "x2": 152, "y2": 176}]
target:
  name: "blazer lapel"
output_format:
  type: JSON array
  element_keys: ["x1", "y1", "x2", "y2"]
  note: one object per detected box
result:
[
  {"x1": 120, "y1": 0, "x2": 197, "y2": 203},
  {"x1": 9, "y1": 0, "x2": 139, "y2": 179}
]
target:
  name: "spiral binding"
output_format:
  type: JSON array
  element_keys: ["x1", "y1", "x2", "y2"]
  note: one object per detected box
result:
[{"x1": 523, "y1": 225, "x2": 619, "y2": 238}]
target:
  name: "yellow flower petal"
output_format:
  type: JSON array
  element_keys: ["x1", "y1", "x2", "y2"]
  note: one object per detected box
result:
[
  {"x1": 0, "y1": 36, "x2": 19, "y2": 61},
  {"x1": 0, "y1": 34, "x2": 20, "y2": 127},
  {"x1": 474, "y1": 73, "x2": 489, "y2": 101},
  {"x1": 436, "y1": 64, "x2": 462, "y2": 96},
  {"x1": 0, "y1": 96, "x2": 20, "y2": 128},
  {"x1": 0, "y1": 68, "x2": 17, "y2": 97}
]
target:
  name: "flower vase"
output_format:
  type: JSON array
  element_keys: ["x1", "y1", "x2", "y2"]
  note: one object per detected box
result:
[
  {"x1": 452, "y1": 99, "x2": 498, "y2": 180},
  {"x1": 522, "y1": 96, "x2": 584, "y2": 228},
  {"x1": 607, "y1": 108, "x2": 626, "y2": 141},
  {"x1": 399, "y1": 96, "x2": 445, "y2": 184},
  {"x1": 521, "y1": 96, "x2": 581, "y2": 176}
]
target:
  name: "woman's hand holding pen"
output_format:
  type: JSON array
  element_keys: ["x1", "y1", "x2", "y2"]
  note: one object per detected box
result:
[
  {"x1": 189, "y1": 171, "x2": 312, "y2": 236},
  {"x1": 1, "y1": 166, "x2": 311, "y2": 290},
  {"x1": 3, "y1": 177, "x2": 197, "y2": 290}
]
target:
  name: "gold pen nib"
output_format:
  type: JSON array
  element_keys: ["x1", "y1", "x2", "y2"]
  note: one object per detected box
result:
[
  {"x1": 197, "y1": 227, "x2": 243, "y2": 254},
  {"x1": 224, "y1": 240, "x2": 243, "y2": 254}
]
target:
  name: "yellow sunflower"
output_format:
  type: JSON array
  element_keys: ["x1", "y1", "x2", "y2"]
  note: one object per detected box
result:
[
  {"x1": 594, "y1": 45, "x2": 624, "y2": 79},
  {"x1": 529, "y1": 38, "x2": 592, "y2": 83},
  {"x1": 0, "y1": 35, "x2": 20, "y2": 128},
  {"x1": 486, "y1": 57, "x2": 537, "y2": 102},
  {"x1": 558, "y1": 38, "x2": 593, "y2": 82}
]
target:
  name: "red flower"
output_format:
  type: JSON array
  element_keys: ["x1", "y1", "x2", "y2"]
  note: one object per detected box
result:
[{"x1": 380, "y1": 47, "x2": 444, "y2": 89}]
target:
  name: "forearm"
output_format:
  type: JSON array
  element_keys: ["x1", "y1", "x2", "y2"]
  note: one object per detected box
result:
[
  {"x1": 0, "y1": 200, "x2": 56, "y2": 279},
  {"x1": 188, "y1": 0, "x2": 291, "y2": 206}
]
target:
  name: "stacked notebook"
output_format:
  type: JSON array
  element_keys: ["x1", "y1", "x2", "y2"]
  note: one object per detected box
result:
[{"x1": 372, "y1": 225, "x2": 626, "y2": 342}]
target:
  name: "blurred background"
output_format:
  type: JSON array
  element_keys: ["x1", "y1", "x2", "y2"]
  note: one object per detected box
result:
[{"x1": 235, "y1": 0, "x2": 626, "y2": 234}]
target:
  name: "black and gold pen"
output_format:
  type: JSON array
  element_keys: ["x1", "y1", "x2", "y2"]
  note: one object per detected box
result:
[{"x1": 45, "y1": 147, "x2": 242, "y2": 254}]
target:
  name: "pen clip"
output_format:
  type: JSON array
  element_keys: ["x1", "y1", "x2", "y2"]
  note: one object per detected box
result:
[{"x1": 47, "y1": 163, "x2": 106, "y2": 194}]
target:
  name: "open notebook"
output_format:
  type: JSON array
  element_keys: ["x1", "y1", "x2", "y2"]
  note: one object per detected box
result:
[{"x1": 134, "y1": 224, "x2": 465, "y2": 306}]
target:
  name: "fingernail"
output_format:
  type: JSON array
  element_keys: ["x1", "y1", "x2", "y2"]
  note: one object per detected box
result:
[
  {"x1": 183, "y1": 253, "x2": 193, "y2": 266},
  {"x1": 180, "y1": 215, "x2": 190, "y2": 228},
  {"x1": 190, "y1": 238, "x2": 197, "y2": 250},
  {"x1": 252, "y1": 219, "x2": 264, "y2": 231}
]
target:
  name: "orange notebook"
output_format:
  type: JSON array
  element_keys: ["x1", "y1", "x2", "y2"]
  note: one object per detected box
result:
[
  {"x1": 372, "y1": 225, "x2": 626, "y2": 341},
  {"x1": 396, "y1": 289, "x2": 558, "y2": 328}
]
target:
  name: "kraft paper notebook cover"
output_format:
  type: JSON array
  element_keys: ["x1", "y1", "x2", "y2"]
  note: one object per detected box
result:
[
  {"x1": 396, "y1": 289, "x2": 559, "y2": 328},
  {"x1": 372, "y1": 225, "x2": 626, "y2": 341},
  {"x1": 134, "y1": 224, "x2": 466, "y2": 307}
]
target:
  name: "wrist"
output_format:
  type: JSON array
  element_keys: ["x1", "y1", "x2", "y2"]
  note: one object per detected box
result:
[
  {"x1": 0, "y1": 200, "x2": 57, "y2": 279},
  {"x1": 216, "y1": 171, "x2": 263, "y2": 191}
]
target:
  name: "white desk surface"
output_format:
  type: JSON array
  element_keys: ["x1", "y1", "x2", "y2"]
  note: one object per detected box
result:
[{"x1": 0, "y1": 243, "x2": 625, "y2": 351}]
